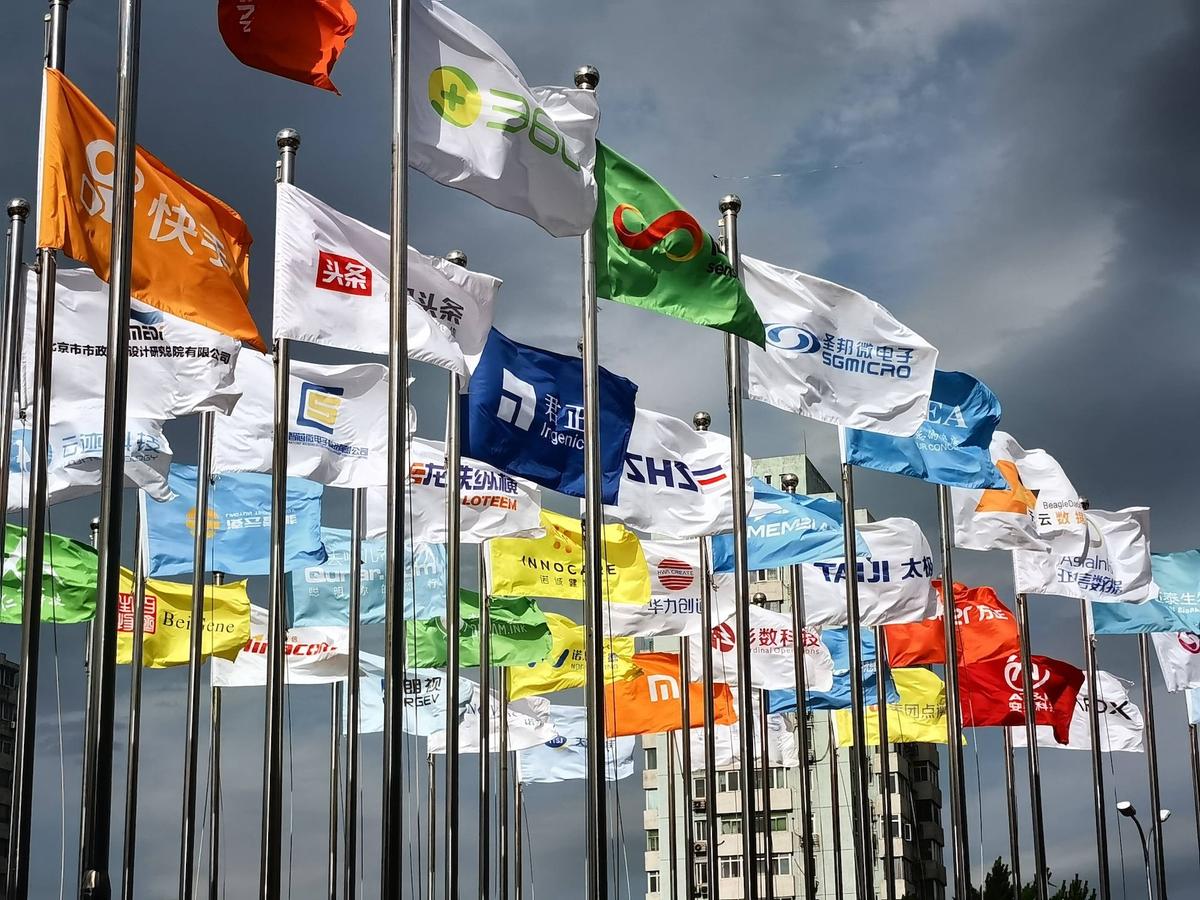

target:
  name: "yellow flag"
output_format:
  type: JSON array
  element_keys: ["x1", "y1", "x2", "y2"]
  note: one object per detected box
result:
[
  {"x1": 833, "y1": 668, "x2": 957, "y2": 747},
  {"x1": 508, "y1": 612, "x2": 639, "y2": 700},
  {"x1": 488, "y1": 510, "x2": 650, "y2": 604},
  {"x1": 116, "y1": 569, "x2": 251, "y2": 668}
]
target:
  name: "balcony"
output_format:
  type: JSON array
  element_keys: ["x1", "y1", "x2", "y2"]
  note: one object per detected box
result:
[
  {"x1": 911, "y1": 780, "x2": 941, "y2": 802},
  {"x1": 919, "y1": 821, "x2": 943, "y2": 843},
  {"x1": 921, "y1": 859, "x2": 948, "y2": 884}
]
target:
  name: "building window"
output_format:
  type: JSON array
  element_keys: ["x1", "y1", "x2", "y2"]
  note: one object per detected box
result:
[
  {"x1": 917, "y1": 799, "x2": 941, "y2": 825},
  {"x1": 693, "y1": 776, "x2": 706, "y2": 799},
  {"x1": 644, "y1": 747, "x2": 658, "y2": 770},
  {"x1": 647, "y1": 829, "x2": 660, "y2": 852},
  {"x1": 772, "y1": 853, "x2": 792, "y2": 876},
  {"x1": 694, "y1": 862, "x2": 708, "y2": 886},
  {"x1": 646, "y1": 788, "x2": 659, "y2": 812},
  {"x1": 720, "y1": 857, "x2": 742, "y2": 880},
  {"x1": 771, "y1": 814, "x2": 788, "y2": 833},
  {"x1": 889, "y1": 815, "x2": 914, "y2": 843},
  {"x1": 911, "y1": 761, "x2": 933, "y2": 783},
  {"x1": 0, "y1": 738, "x2": 12, "y2": 755},
  {"x1": 648, "y1": 871, "x2": 661, "y2": 894},
  {"x1": 751, "y1": 568, "x2": 781, "y2": 583},
  {"x1": 770, "y1": 767, "x2": 788, "y2": 789},
  {"x1": 720, "y1": 816, "x2": 741, "y2": 835},
  {"x1": 717, "y1": 770, "x2": 740, "y2": 793},
  {"x1": 693, "y1": 818, "x2": 707, "y2": 840}
]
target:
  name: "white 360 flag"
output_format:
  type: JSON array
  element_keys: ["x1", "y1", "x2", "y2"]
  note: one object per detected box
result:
[
  {"x1": 742, "y1": 255, "x2": 937, "y2": 436},
  {"x1": 409, "y1": 0, "x2": 599, "y2": 237}
]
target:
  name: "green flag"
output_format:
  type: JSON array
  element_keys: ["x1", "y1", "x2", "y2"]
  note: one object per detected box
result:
[
  {"x1": 407, "y1": 591, "x2": 552, "y2": 668},
  {"x1": 1, "y1": 524, "x2": 98, "y2": 624},
  {"x1": 592, "y1": 141, "x2": 765, "y2": 346}
]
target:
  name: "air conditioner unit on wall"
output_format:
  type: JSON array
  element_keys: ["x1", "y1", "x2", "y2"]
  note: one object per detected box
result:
[{"x1": 692, "y1": 840, "x2": 708, "y2": 857}]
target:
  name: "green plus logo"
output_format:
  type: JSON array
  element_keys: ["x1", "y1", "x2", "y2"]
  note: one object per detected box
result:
[{"x1": 429, "y1": 66, "x2": 481, "y2": 128}]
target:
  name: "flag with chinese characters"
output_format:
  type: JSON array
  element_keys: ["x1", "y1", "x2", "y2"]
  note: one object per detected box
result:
[
  {"x1": 506, "y1": 612, "x2": 638, "y2": 701},
  {"x1": 603, "y1": 539, "x2": 735, "y2": 638},
  {"x1": 517, "y1": 704, "x2": 637, "y2": 783},
  {"x1": 958, "y1": 654, "x2": 1084, "y2": 744},
  {"x1": 1090, "y1": 551, "x2": 1200, "y2": 634},
  {"x1": 688, "y1": 602, "x2": 833, "y2": 692},
  {"x1": 217, "y1": 0, "x2": 357, "y2": 93},
  {"x1": 604, "y1": 652, "x2": 738, "y2": 737},
  {"x1": 768, "y1": 628, "x2": 900, "y2": 713},
  {"x1": 116, "y1": 569, "x2": 250, "y2": 668},
  {"x1": 833, "y1": 667, "x2": 953, "y2": 747},
  {"x1": 885, "y1": 581, "x2": 1020, "y2": 667},
  {"x1": 0, "y1": 524, "x2": 97, "y2": 624},
  {"x1": 37, "y1": 69, "x2": 262, "y2": 349}
]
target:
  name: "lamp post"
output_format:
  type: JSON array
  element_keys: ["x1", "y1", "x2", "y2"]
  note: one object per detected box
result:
[{"x1": 1116, "y1": 801, "x2": 1154, "y2": 900}]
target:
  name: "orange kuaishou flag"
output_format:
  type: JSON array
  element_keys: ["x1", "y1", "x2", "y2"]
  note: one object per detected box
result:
[
  {"x1": 884, "y1": 580, "x2": 1020, "y2": 668},
  {"x1": 38, "y1": 68, "x2": 263, "y2": 350},
  {"x1": 604, "y1": 652, "x2": 737, "y2": 738},
  {"x1": 217, "y1": 0, "x2": 357, "y2": 94}
]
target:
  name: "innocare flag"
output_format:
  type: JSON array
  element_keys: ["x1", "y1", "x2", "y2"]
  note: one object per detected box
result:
[
  {"x1": 1009, "y1": 670, "x2": 1144, "y2": 752},
  {"x1": 409, "y1": 0, "x2": 598, "y2": 237},
  {"x1": 212, "y1": 604, "x2": 349, "y2": 686},
  {"x1": 690, "y1": 603, "x2": 834, "y2": 692},
  {"x1": 603, "y1": 539, "x2": 735, "y2": 638},
  {"x1": 0, "y1": 524, "x2": 97, "y2": 624},
  {"x1": 1151, "y1": 631, "x2": 1200, "y2": 692},
  {"x1": 517, "y1": 704, "x2": 636, "y2": 783},
  {"x1": 743, "y1": 255, "x2": 937, "y2": 436}
]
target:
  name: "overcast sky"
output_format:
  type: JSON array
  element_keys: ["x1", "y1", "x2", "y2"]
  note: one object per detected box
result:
[{"x1": 2, "y1": 0, "x2": 1199, "y2": 897}]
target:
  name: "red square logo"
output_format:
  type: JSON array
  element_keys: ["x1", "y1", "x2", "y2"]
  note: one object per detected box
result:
[
  {"x1": 316, "y1": 250, "x2": 372, "y2": 296},
  {"x1": 117, "y1": 592, "x2": 158, "y2": 635}
]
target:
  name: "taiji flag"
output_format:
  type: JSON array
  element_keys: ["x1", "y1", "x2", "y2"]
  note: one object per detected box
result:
[
  {"x1": 116, "y1": 570, "x2": 250, "y2": 667},
  {"x1": 958, "y1": 654, "x2": 1084, "y2": 744},
  {"x1": 406, "y1": 591, "x2": 552, "y2": 668},
  {"x1": 212, "y1": 604, "x2": 349, "y2": 686},
  {"x1": 1009, "y1": 670, "x2": 1144, "y2": 752},
  {"x1": 38, "y1": 69, "x2": 261, "y2": 349},
  {"x1": 1151, "y1": 631, "x2": 1200, "y2": 692},
  {"x1": 743, "y1": 255, "x2": 937, "y2": 436},
  {"x1": 885, "y1": 582, "x2": 1019, "y2": 667},
  {"x1": 690, "y1": 706, "x2": 799, "y2": 770},
  {"x1": 428, "y1": 691, "x2": 557, "y2": 754},
  {"x1": 217, "y1": 0, "x2": 356, "y2": 93},
  {"x1": 517, "y1": 705, "x2": 636, "y2": 783},
  {"x1": 0, "y1": 524, "x2": 97, "y2": 624},
  {"x1": 604, "y1": 652, "x2": 738, "y2": 737},
  {"x1": 507, "y1": 612, "x2": 638, "y2": 701},
  {"x1": 602, "y1": 539, "x2": 735, "y2": 638},
  {"x1": 409, "y1": 0, "x2": 598, "y2": 237},
  {"x1": 689, "y1": 603, "x2": 834, "y2": 692},
  {"x1": 833, "y1": 668, "x2": 953, "y2": 747}
]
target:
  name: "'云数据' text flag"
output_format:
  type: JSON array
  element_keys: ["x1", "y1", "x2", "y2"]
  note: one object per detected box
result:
[
  {"x1": 38, "y1": 69, "x2": 262, "y2": 349},
  {"x1": 884, "y1": 581, "x2": 1019, "y2": 667},
  {"x1": 217, "y1": 0, "x2": 357, "y2": 94},
  {"x1": 507, "y1": 612, "x2": 638, "y2": 701},
  {"x1": 116, "y1": 569, "x2": 250, "y2": 668},
  {"x1": 406, "y1": 591, "x2": 552, "y2": 668},
  {"x1": 604, "y1": 652, "x2": 738, "y2": 737},
  {"x1": 958, "y1": 653, "x2": 1084, "y2": 744},
  {"x1": 0, "y1": 524, "x2": 97, "y2": 624},
  {"x1": 833, "y1": 667, "x2": 953, "y2": 747}
]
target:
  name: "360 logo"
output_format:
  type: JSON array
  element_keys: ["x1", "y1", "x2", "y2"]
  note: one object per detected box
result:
[
  {"x1": 612, "y1": 203, "x2": 703, "y2": 262},
  {"x1": 428, "y1": 66, "x2": 482, "y2": 127},
  {"x1": 764, "y1": 323, "x2": 821, "y2": 353}
]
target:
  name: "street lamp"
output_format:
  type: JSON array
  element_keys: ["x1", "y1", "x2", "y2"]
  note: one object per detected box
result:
[{"x1": 1116, "y1": 801, "x2": 1154, "y2": 900}]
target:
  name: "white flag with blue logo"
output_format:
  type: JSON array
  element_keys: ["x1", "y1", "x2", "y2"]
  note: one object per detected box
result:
[
  {"x1": 345, "y1": 654, "x2": 476, "y2": 736},
  {"x1": 516, "y1": 704, "x2": 636, "y2": 783},
  {"x1": 428, "y1": 688, "x2": 557, "y2": 754},
  {"x1": 742, "y1": 255, "x2": 937, "y2": 436}
]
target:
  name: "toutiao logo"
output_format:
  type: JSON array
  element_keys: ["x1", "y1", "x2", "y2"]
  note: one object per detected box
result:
[
  {"x1": 764, "y1": 324, "x2": 821, "y2": 353},
  {"x1": 612, "y1": 203, "x2": 703, "y2": 262},
  {"x1": 297, "y1": 382, "x2": 345, "y2": 435},
  {"x1": 429, "y1": 66, "x2": 481, "y2": 128}
]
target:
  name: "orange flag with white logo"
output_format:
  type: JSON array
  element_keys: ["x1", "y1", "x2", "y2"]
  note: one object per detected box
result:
[
  {"x1": 884, "y1": 581, "x2": 1020, "y2": 668},
  {"x1": 604, "y1": 652, "x2": 737, "y2": 738},
  {"x1": 38, "y1": 69, "x2": 263, "y2": 350},
  {"x1": 217, "y1": 0, "x2": 357, "y2": 94}
]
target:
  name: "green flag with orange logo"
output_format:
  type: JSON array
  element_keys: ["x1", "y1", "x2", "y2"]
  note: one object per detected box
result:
[{"x1": 592, "y1": 142, "x2": 765, "y2": 346}]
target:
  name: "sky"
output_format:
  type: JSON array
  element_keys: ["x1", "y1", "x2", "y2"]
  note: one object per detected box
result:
[{"x1": 1, "y1": 0, "x2": 1199, "y2": 897}]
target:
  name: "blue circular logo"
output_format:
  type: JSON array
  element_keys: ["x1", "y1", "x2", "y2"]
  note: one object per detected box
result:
[
  {"x1": 546, "y1": 736, "x2": 568, "y2": 748},
  {"x1": 765, "y1": 324, "x2": 820, "y2": 353}
]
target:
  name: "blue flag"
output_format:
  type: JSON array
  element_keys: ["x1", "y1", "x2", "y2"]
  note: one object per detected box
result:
[
  {"x1": 767, "y1": 628, "x2": 899, "y2": 712},
  {"x1": 289, "y1": 527, "x2": 446, "y2": 625},
  {"x1": 462, "y1": 328, "x2": 638, "y2": 504},
  {"x1": 711, "y1": 479, "x2": 866, "y2": 572},
  {"x1": 844, "y1": 370, "x2": 1007, "y2": 489},
  {"x1": 1090, "y1": 550, "x2": 1200, "y2": 634},
  {"x1": 145, "y1": 465, "x2": 326, "y2": 577}
]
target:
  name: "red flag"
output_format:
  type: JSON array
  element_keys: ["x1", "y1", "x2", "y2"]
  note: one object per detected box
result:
[
  {"x1": 958, "y1": 654, "x2": 1084, "y2": 744},
  {"x1": 604, "y1": 653, "x2": 737, "y2": 738},
  {"x1": 884, "y1": 581, "x2": 1020, "y2": 667},
  {"x1": 217, "y1": 0, "x2": 357, "y2": 94}
]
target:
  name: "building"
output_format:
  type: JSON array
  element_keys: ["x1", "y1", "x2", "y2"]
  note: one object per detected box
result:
[
  {"x1": 0, "y1": 652, "x2": 18, "y2": 887},
  {"x1": 641, "y1": 455, "x2": 946, "y2": 900}
]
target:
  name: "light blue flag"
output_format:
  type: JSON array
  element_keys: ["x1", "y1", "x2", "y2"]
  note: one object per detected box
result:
[
  {"x1": 346, "y1": 653, "x2": 473, "y2": 736},
  {"x1": 711, "y1": 479, "x2": 866, "y2": 572},
  {"x1": 1090, "y1": 550, "x2": 1200, "y2": 635},
  {"x1": 516, "y1": 705, "x2": 636, "y2": 784},
  {"x1": 145, "y1": 465, "x2": 326, "y2": 577},
  {"x1": 288, "y1": 527, "x2": 446, "y2": 625},
  {"x1": 767, "y1": 627, "x2": 899, "y2": 713},
  {"x1": 845, "y1": 370, "x2": 1008, "y2": 489}
]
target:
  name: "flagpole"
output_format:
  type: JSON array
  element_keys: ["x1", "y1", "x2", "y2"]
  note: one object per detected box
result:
[
  {"x1": 1014, "y1": 593, "x2": 1048, "y2": 900},
  {"x1": 1189, "y1": 723, "x2": 1200, "y2": 876},
  {"x1": 752, "y1": 592, "x2": 775, "y2": 900},
  {"x1": 514, "y1": 778, "x2": 525, "y2": 900},
  {"x1": 829, "y1": 735, "x2": 844, "y2": 899},
  {"x1": 874, "y1": 627, "x2": 896, "y2": 900},
  {"x1": 328, "y1": 683, "x2": 342, "y2": 900},
  {"x1": 935, "y1": 485, "x2": 970, "y2": 898},
  {"x1": 678, "y1": 641, "x2": 696, "y2": 900},
  {"x1": 1002, "y1": 729, "x2": 1022, "y2": 898},
  {"x1": 1137, "y1": 633, "x2": 1167, "y2": 899},
  {"x1": 499, "y1": 666, "x2": 511, "y2": 900},
  {"x1": 479, "y1": 549, "x2": 493, "y2": 900},
  {"x1": 261, "y1": 126, "x2": 299, "y2": 900},
  {"x1": 0, "y1": 198, "x2": 29, "y2": 518},
  {"x1": 118, "y1": 503, "x2": 146, "y2": 900},
  {"x1": 717, "y1": 194, "x2": 759, "y2": 900},
  {"x1": 343, "y1": 488, "x2": 363, "y2": 900},
  {"x1": 427, "y1": 753, "x2": 437, "y2": 900},
  {"x1": 1079, "y1": 601, "x2": 1111, "y2": 900},
  {"x1": 780, "y1": 473, "x2": 816, "y2": 900},
  {"x1": 666, "y1": 724, "x2": 679, "y2": 900},
  {"x1": 208, "y1": 572, "x2": 225, "y2": 900}
]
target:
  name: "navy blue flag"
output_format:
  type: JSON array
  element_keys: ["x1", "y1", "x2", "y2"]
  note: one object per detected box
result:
[
  {"x1": 845, "y1": 370, "x2": 1007, "y2": 489},
  {"x1": 462, "y1": 328, "x2": 638, "y2": 504},
  {"x1": 767, "y1": 627, "x2": 899, "y2": 712}
]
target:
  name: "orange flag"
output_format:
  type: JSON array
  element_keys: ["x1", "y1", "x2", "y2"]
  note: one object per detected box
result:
[
  {"x1": 217, "y1": 0, "x2": 357, "y2": 94},
  {"x1": 884, "y1": 580, "x2": 1020, "y2": 668},
  {"x1": 38, "y1": 69, "x2": 263, "y2": 350},
  {"x1": 604, "y1": 652, "x2": 737, "y2": 738}
]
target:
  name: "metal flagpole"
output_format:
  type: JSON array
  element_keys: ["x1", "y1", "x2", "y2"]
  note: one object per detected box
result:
[
  {"x1": 328, "y1": 683, "x2": 343, "y2": 900},
  {"x1": 515, "y1": 779, "x2": 525, "y2": 900},
  {"x1": 208, "y1": 572, "x2": 225, "y2": 900},
  {"x1": 1014, "y1": 593, "x2": 1048, "y2": 900},
  {"x1": 829, "y1": 735, "x2": 844, "y2": 900},
  {"x1": 118, "y1": 504, "x2": 146, "y2": 900},
  {"x1": 479, "y1": 550, "x2": 493, "y2": 900},
  {"x1": 427, "y1": 754, "x2": 437, "y2": 900},
  {"x1": 1138, "y1": 633, "x2": 1168, "y2": 900},
  {"x1": 344, "y1": 488, "x2": 363, "y2": 900},
  {"x1": 260, "y1": 126, "x2": 299, "y2": 900},
  {"x1": 499, "y1": 667, "x2": 511, "y2": 900},
  {"x1": 875, "y1": 627, "x2": 896, "y2": 900},
  {"x1": 935, "y1": 485, "x2": 970, "y2": 898},
  {"x1": 667, "y1": 726, "x2": 679, "y2": 900},
  {"x1": 1190, "y1": 723, "x2": 1200, "y2": 876},
  {"x1": 679, "y1": 642, "x2": 696, "y2": 900},
  {"x1": 0, "y1": 198, "x2": 29, "y2": 522},
  {"x1": 752, "y1": 592, "x2": 775, "y2": 900},
  {"x1": 1080, "y1": 601, "x2": 1111, "y2": 900},
  {"x1": 693, "y1": 411, "x2": 720, "y2": 900},
  {"x1": 717, "y1": 194, "x2": 759, "y2": 900},
  {"x1": 1002, "y1": 729, "x2": 1022, "y2": 899}
]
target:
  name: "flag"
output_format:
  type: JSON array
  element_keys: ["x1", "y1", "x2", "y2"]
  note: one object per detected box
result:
[
  {"x1": 212, "y1": 604, "x2": 349, "y2": 686},
  {"x1": 217, "y1": 0, "x2": 356, "y2": 93},
  {"x1": 951, "y1": 432, "x2": 1084, "y2": 551},
  {"x1": 844, "y1": 370, "x2": 1007, "y2": 488},
  {"x1": 288, "y1": 527, "x2": 445, "y2": 624},
  {"x1": 38, "y1": 69, "x2": 261, "y2": 349},
  {"x1": 768, "y1": 628, "x2": 900, "y2": 713},
  {"x1": 592, "y1": 143, "x2": 765, "y2": 346},
  {"x1": 145, "y1": 465, "x2": 326, "y2": 577},
  {"x1": 1013, "y1": 508, "x2": 1157, "y2": 604},
  {"x1": 406, "y1": 591, "x2": 552, "y2": 667},
  {"x1": 602, "y1": 539, "x2": 735, "y2": 638},
  {"x1": 517, "y1": 705, "x2": 636, "y2": 783},
  {"x1": 689, "y1": 603, "x2": 834, "y2": 692},
  {"x1": 743, "y1": 255, "x2": 937, "y2": 436},
  {"x1": 507, "y1": 612, "x2": 638, "y2": 701},
  {"x1": 604, "y1": 652, "x2": 738, "y2": 737},
  {"x1": 1187, "y1": 689, "x2": 1200, "y2": 726},
  {"x1": 885, "y1": 581, "x2": 1019, "y2": 667},
  {"x1": 1089, "y1": 551, "x2": 1200, "y2": 634},
  {"x1": 690, "y1": 705, "x2": 799, "y2": 770},
  {"x1": 272, "y1": 184, "x2": 501, "y2": 375},
  {"x1": 428, "y1": 691, "x2": 557, "y2": 754},
  {"x1": 1150, "y1": 631, "x2": 1200, "y2": 692},
  {"x1": 23, "y1": 267, "x2": 242, "y2": 419},
  {"x1": 116, "y1": 570, "x2": 250, "y2": 667},
  {"x1": 797, "y1": 517, "x2": 940, "y2": 627},
  {"x1": 347, "y1": 655, "x2": 476, "y2": 737},
  {"x1": 608, "y1": 408, "x2": 748, "y2": 539},
  {"x1": 0, "y1": 524, "x2": 97, "y2": 624},
  {"x1": 958, "y1": 654, "x2": 1084, "y2": 744},
  {"x1": 462, "y1": 328, "x2": 637, "y2": 504},
  {"x1": 487, "y1": 510, "x2": 650, "y2": 605},
  {"x1": 409, "y1": 0, "x2": 598, "y2": 237},
  {"x1": 1010, "y1": 670, "x2": 1144, "y2": 752},
  {"x1": 833, "y1": 667, "x2": 952, "y2": 747},
  {"x1": 212, "y1": 350, "x2": 389, "y2": 488}
]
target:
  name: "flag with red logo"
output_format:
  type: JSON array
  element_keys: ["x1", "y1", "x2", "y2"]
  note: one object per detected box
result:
[
  {"x1": 604, "y1": 539, "x2": 735, "y2": 638},
  {"x1": 212, "y1": 604, "x2": 349, "y2": 686},
  {"x1": 1150, "y1": 631, "x2": 1200, "y2": 692},
  {"x1": 217, "y1": 0, "x2": 357, "y2": 94},
  {"x1": 604, "y1": 652, "x2": 737, "y2": 737},
  {"x1": 958, "y1": 653, "x2": 1084, "y2": 744},
  {"x1": 885, "y1": 581, "x2": 1020, "y2": 667},
  {"x1": 688, "y1": 603, "x2": 834, "y2": 692}
]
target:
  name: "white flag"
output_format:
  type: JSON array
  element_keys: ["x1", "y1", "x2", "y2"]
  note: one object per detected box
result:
[
  {"x1": 22, "y1": 267, "x2": 241, "y2": 419},
  {"x1": 272, "y1": 184, "x2": 501, "y2": 376},
  {"x1": 428, "y1": 688, "x2": 556, "y2": 754},
  {"x1": 1009, "y1": 670, "x2": 1144, "y2": 752},
  {"x1": 344, "y1": 655, "x2": 475, "y2": 736},
  {"x1": 212, "y1": 351, "x2": 389, "y2": 488},
  {"x1": 603, "y1": 539, "x2": 735, "y2": 638},
  {"x1": 516, "y1": 704, "x2": 636, "y2": 783},
  {"x1": 1014, "y1": 508, "x2": 1158, "y2": 604},
  {"x1": 690, "y1": 702, "x2": 798, "y2": 770},
  {"x1": 607, "y1": 408, "x2": 748, "y2": 539},
  {"x1": 742, "y1": 255, "x2": 937, "y2": 436},
  {"x1": 409, "y1": 0, "x2": 599, "y2": 237},
  {"x1": 690, "y1": 603, "x2": 834, "y2": 692},
  {"x1": 212, "y1": 605, "x2": 349, "y2": 687},
  {"x1": 1151, "y1": 631, "x2": 1200, "y2": 692},
  {"x1": 800, "y1": 517, "x2": 940, "y2": 627}
]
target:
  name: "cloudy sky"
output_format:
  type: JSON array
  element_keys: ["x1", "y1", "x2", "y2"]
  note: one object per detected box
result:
[{"x1": 2, "y1": 0, "x2": 1199, "y2": 897}]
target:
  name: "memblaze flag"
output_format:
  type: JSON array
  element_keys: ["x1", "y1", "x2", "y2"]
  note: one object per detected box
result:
[
  {"x1": 742, "y1": 255, "x2": 937, "y2": 436},
  {"x1": 689, "y1": 603, "x2": 834, "y2": 692},
  {"x1": 885, "y1": 581, "x2": 1019, "y2": 667},
  {"x1": 272, "y1": 184, "x2": 501, "y2": 376},
  {"x1": 603, "y1": 540, "x2": 735, "y2": 638},
  {"x1": 211, "y1": 604, "x2": 349, "y2": 686},
  {"x1": 1009, "y1": 670, "x2": 1144, "y2": 753},
  {"x1": 1151, "y1": 631, "x2": 1200, "y2": 692},
  {"x1": 517, "y1": 705, "x2": 636, "y2": 784},
  {"x1": 958, "y1": 653, "x2": 1084, "y2": 744}
]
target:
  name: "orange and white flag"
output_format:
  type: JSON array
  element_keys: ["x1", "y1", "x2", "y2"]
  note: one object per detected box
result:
[
  {"x1": 218, "y1": 0, "x2": 357, "y2": 94},
  {"x1": 38, "y1": 69, "x2": 263, "y2": 350},
  {"x1": 604, "y1": 652, "x2": 737, "y2": 737}
]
